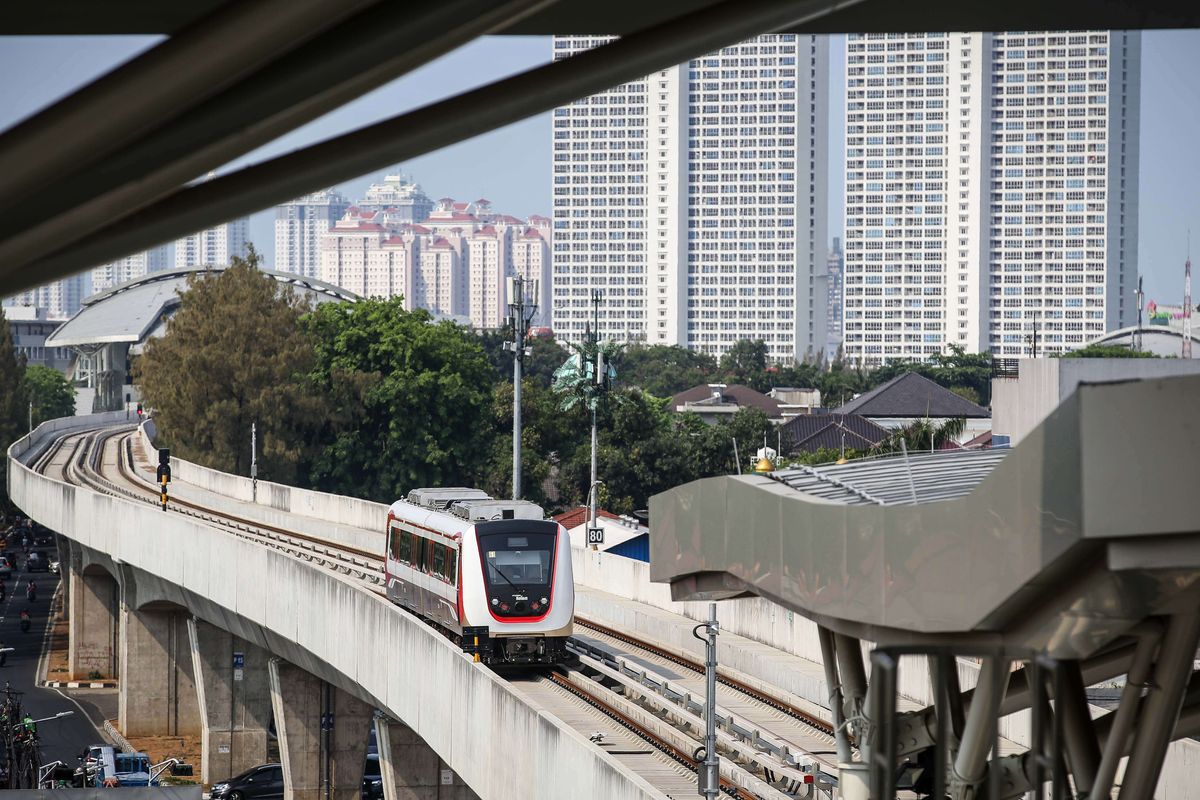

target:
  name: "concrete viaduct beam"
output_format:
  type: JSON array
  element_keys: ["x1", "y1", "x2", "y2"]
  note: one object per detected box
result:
[
  {"x1": 117, "y1": 565, "x2": 201, "y2": 738},
  {"x1": 66, "y1": 542, "x2": 118, "y2": 680},
  {"x1": 270, "y1": 658, "x2": 372, "y2": 800},
  {"x1": 188, "y1": 617, "x2": 272, "y2": 784},
  {"x1": 375, "y1": 715, "x2": 478, "y2": 800}
]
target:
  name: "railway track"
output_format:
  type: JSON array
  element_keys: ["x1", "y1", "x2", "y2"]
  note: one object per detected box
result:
[{"x1": 34, "y1": 423, "x2": 840, "y2": 800}]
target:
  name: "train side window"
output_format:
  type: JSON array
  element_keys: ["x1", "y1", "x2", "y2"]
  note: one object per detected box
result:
[
  {"x1": 387, "y1": 528, "x2": 398, "y2": 561},
  {"x1": 417, "y1": 537, "x2": 428, "y2": 572},
  {"x1": 446, "y1": 548, "x2": 457, "y2": 584},
  {"x1": 398, "y1": 530, "x2": 411, "y2": 564},
  {"x1": 433, "y1": 545, "x2": 445, "y2": 580}
]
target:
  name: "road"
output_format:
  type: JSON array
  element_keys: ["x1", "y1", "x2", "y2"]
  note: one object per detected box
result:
[{"x1": 0, "y1": 559, "x2": 109, "y2": 768}]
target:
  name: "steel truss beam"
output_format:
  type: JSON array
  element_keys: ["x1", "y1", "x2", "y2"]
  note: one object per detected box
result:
[
  {"x1": 0, "y1": 0, "x2": 556, "y2": 269},
  {"x1": 0, "y1": 0, "x2": 866, "y2": 296}
]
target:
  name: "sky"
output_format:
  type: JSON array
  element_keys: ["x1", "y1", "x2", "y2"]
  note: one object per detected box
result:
[{"x1": 0, "y1": 30, "x2": 1197, "y2": 302}]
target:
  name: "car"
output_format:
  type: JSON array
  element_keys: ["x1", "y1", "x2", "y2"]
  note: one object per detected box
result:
[
  {"x1": 0, "y1": 556, "x2": 12, "y2": 579},
  {"x1": 210, "y1": 763, "x2": 284, "y2": 800},
  {"x1": 362, "y1": 754, "x2": 382, "y2": 800},
  {"x1": 25, "y1": 552, "x2": 49, "y2": 573}
]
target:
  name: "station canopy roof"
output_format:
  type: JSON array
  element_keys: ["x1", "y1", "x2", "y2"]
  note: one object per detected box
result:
[{"x1": 46, "y1": 266, "x2": 357, "y2": 350}]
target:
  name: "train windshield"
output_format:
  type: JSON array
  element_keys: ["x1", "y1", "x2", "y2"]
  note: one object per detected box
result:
[
  {"x1": 477, "y1": 525, "x2": 557, "y2": 617},
  {"x1": 480, "y1": 533, "x2": 553, "y2": 585}
]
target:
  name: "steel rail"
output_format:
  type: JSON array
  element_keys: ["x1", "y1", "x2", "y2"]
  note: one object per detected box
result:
[
  {"x1": 540, "y1": 671, "x2": 755, "y2": 800},
  {"x1": 574, "y1": 616, "x2": 836, "y2": 737}
]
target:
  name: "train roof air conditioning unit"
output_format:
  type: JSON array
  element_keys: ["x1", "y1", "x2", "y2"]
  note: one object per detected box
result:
[
  {"x1": 407, "y1": 487, "x2": 492, "y2": 511},
  {"x1": 448, "y1": 499, "x2": 545, "y2": 522}
]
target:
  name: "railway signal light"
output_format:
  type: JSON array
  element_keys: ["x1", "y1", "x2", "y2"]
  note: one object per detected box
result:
[{"x1": 157, "y1": 448, "x2": 171, "y2": 511}]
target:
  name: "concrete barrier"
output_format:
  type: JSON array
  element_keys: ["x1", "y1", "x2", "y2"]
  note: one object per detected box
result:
[{"x1": 10, "y1": 421, "x2": 668, "y2": 800}]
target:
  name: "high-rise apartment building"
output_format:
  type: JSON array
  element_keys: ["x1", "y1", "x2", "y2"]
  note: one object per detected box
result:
[
  {"x1": 318, "y1": 199, "x2": 550, "y2": 328},
  {"x1": 5, "y1": 273, "x2": 88, "y2": 319},
  {"x1": 175, "y1": 217, "x2": 251, "y2": 269},
  {"x1": 90, "y1": 245, "x2": 172, "y2": 294},
  {"x1": 843, "y1": 31, "x2": 1140, "y2": 365},
  {"x1": 550, "y1": 34, "x2": 830, "y2": 363},
  {"x1": 825, "y1": 237, "x2": 844, "y2": 359},
  {"x1": 357, "y1": 173, "x2": 434, "y2": 222},
  {"x1": 275, "y1": 189, "x2": 350, "y2": 278}
]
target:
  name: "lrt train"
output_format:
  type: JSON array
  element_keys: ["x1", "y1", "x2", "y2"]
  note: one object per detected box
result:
[{"x1": 384, "y1": 488, "x2": 573, "y2": 665}]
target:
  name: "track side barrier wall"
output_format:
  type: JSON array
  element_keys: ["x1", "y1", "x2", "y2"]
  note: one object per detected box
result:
[{"x1": 10, "y1": 420, "x2": 668, "y2": 800}]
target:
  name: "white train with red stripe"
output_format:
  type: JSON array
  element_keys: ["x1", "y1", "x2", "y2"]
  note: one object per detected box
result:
[{"x1": 384, "y1": 487, "x2": 573, "y2": 665}]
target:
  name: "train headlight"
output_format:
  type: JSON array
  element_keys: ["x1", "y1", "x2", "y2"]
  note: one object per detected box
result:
[
  {"x1": 540, "y1": 597, "x2": 548, "y2": 605},
  {"x1": 491, "y1": 598, "x2": 498, "y2": 606}
]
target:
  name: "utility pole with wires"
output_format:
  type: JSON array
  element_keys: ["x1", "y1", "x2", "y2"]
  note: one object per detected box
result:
[
  {"x1": 505, "y1": 276, "x2": 539, "y2": 500},
  {"x1": 588, "y1": 289, "x2": 604, "y2": 532}
]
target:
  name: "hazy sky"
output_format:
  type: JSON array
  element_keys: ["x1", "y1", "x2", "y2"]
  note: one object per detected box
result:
[{"x1": 0, "y1": 30, "x2": 1197, "y2": 302}]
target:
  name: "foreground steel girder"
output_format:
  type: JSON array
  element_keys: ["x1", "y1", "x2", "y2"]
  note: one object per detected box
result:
[
  {"x1": 0, "y1": 0, "x2": 377, "y2": 214},
  {"x1": 3, "y1": 0, "x2": 864, "y2": 296},
  {"x1": 0, "y1": 0, "x2": 555, "y2": 269},
  {"x1": 4, "y1": 0, "x2": 1200, "y2": 36}
]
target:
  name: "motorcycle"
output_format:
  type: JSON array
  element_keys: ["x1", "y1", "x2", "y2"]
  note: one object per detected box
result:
[
  {"x1": 19, "y1": 611, "x2": 30, "y2": 634},
  {"x1": 25, "y1": 583, "x2": 35, "y2": 603}
]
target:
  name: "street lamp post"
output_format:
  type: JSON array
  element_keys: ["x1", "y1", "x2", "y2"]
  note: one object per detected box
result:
[
  {"x1": 588, "y1": 290, "x2": 603, "y2": 531},
  {"x1": 505, "y1": 277, "x2": 538, "y2": 501}
]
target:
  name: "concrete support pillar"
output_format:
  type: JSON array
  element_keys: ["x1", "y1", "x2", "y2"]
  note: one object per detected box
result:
[
  {"x1": 269, "y1": 659, "x2": 373, "y2": 800},
  {"x1": 67, "y1": 552, "x2": 118, "y2": 680},
  {"x1": 117, "y1": 575, "x2": 201, "y2": 737},
  {"x1": 188, "y1": 617, "x2": 272, "y2": 784},
  {"x1": 374, "y1": 716, "x2": 479, "y2": 800}
]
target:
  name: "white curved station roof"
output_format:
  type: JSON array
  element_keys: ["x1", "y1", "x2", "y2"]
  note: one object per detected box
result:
[{"x1": 47, "y1": 267, "x2": 358, "y2": 349}]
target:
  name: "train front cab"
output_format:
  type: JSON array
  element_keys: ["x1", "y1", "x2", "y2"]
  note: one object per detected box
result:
[{"x1": 462, "y1": 518, "x2": 573, "y2": 665}]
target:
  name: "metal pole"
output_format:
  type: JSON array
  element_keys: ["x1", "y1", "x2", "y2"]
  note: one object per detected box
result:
[
  {"x1": 589, "y1": 289, "x2": 601, "y2": 530},
  {"x1": 1058, "y1": 660, "x2": 1101, "y2": 797},
  {"x1": 951, "y1": 657, "x2": 1010, "y2": 798},
  {"x1": 1118, "y1": 612, "x2": 1200, "y2": 799},
  {"x1": 250, "y1": 421, "x2": 258, "y2": 503},
  {"x1": 817, "y1": 626, "x2": 854, "y2": 764},
  {"x1": 696, "y1": 602, "x2": 720, "y2": 800},
  {"x1": 509, "y1": 277, "x2": 533, "y2": 501},
  {"x1": 1088, "y1": 624, "x2": 1161, "y2": 800}
]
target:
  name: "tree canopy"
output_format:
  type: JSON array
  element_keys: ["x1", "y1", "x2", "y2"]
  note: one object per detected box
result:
[
  {"x1": 26, "y1": 365, "x2": 75, "y2": 428},
  {"x1": 135, "y1": 251, "x2": 327, "y2": 484},
  {"x1": 302, "y1": 297, "x2": 496, "y2": 502},
  {"x1": 0, "y1": 308, "x2": 29, "y2": 512},
  {"x1": 1059, "y1": 344, "x2": 1160, "y2": 359}
]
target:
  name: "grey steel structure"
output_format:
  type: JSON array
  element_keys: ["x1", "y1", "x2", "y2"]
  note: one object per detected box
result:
[
  {"x1": 0, "y1": 1, "x2": 1198, "y2": 300},
  {"x1": 651, "y1": 374, "x2": 1200, "y2": 797}
]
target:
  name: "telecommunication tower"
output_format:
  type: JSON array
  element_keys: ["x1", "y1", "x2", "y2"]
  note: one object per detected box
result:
[{"x1": 1185, "y1": 236, "x2": 1193, "y2": 360}]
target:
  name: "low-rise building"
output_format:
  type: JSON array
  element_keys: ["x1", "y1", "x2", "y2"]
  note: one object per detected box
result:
[
  {"x1": 992, "y1": 357, "x2": 1200, "y2": 446},
  {"x1": 4, "y1": 306, "x2": 74, "y2": 375},
  {"x1": 780, "y1": 412, "x2": 890, "y2": 457},
  {"x1": 833, "y1": 372, "x2": 991, "y2": 442},
  {"x1": 669, "y1": 384, "x2": 785, "y2": 425}
]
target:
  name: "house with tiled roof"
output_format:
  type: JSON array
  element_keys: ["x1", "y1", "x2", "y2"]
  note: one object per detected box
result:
[
  {"x1": 552, "y1": 506, "x2": 650, "y2": 561},
  {"x1": 669, "y1": 384, "x2": 784, "y2": 425},
  {"x1": 780, "y1": 413, "x2": 891, "y2": 456},
  {"x1": 833, "y1": 372, "x2": 991, "y2": 441}
]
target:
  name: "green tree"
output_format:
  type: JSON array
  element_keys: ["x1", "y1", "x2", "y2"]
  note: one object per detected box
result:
[
  {"x1": 0, "y1": 308, "x2": 29, "y2": 512},
  {"x1": 303, "y1": 297, "x2": 496, "y2": 501},
  {"x1": 25, "y1": 365, "x2": 76, "y2": 427},
  {"x1": 618, "y1": 345, "x2": 717, "y2": 396},
  {"x1": 718, "y1": 339, "x2": 770, "y2": 388},
  {"x1": 1059, "y1": 344, "x2": 1160, "y2": 359},
  {"x1": 136, "y1": 251, "x2": 328, "y2": 484},
  {"x1": 873, "y1": 417, "x2": 967, "y2": 455},
  {"x1": 478, "y1": 330, "x2": 569, "y2": 389}
]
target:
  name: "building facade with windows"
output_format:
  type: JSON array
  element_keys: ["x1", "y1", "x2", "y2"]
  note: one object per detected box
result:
[
  {"x1": 4, "y1": 273, "x2": 88, "y2": 319},
  {"x1": 843, "y1": 30, "x2": 1140, "y2": 366},
  {"x1": 274, "y1": 189, "x2": 350, "y2": 278},
  {"x1": 550, "y1": 34, "x2": 830, "y2": 363},
  {"x1": 90, "y1": 245, "x2": 172, "y2": 294},
  {"x1": 318, "y1": 199, "x2": 550, "y2": 328},
  {"x1": 175, "y1": 217, "x2": 251, "y2": 269}
]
